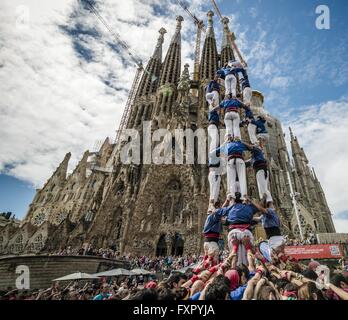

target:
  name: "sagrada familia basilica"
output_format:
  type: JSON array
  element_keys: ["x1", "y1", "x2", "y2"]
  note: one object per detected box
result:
[{"x1": 0, "y1": 12, "x2": 336, "y2": 257}]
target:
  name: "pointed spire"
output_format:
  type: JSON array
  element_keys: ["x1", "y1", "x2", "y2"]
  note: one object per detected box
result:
[
  {"x1": 206, "y1": 11, "x2": 215, "y2": 38},
  {"x1": 56, "y1": 152, "x2": 71, "y2": 180},
  {"x1": 41, "y1": 152, "x2": 70, "y2": 190},
  {"x1": 152, "y1": 28, "x2": 167, "y2": 61},
  {"x1": 289, "y1": 127, "x2": 295, "y2": 140},
  {"x1": 171, "y1": 16, "x2": 184, "y2": 45},
  {"x1": 159, "y1": 16, "x2": 184, "y2": 86},
  {"x1": 221, "y1": 17, "x2": 231, "y2": 48},
  {"x1": 200, "y1": 11, "x2": 218, "y2": 80},
  {"x1": 133, "y1": 28, "x2": 167, "y2": 99},
  {"x1": 220, "y1": 17, "x2": 235, "y2": 66},
  {"x1": 71, "y1": 150, "x2": 89, "y2": 180}
]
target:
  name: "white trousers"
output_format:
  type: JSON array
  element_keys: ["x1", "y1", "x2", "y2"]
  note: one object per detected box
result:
[
  {"x1": 247, "y1": 122, "x2": 258, "y2": 144},
  {"x1": 227, "y1": 158, "x2": 247, "y2": 199},
  {"x1": 208, "y1": 170, "x2": 221, "y2": 203},
  {"x1": 224, "y1": 111, "x2": 241, "y2": 139},
  {"x1": 225, "y1": 74, "x2": 237, "y2": 97},
  {"x1": 228, "y1": 229, "x2": 254, "y2": 266},
  {"x1": 208, "y1": 124, "x2": 220, "y2": 153},
  {"x1": 256, "y1": 169, "x2": 273, "y2": 203},
  {"x1": 206, "y1": 91, "x2": 220, "y2": 109},
  {"x1": 243, "y1": 87, "x2": 252, "y2": 105}
]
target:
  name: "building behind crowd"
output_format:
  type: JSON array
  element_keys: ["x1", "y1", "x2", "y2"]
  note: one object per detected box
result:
[{"x1": 0, "y1": 12, "x2": 337, "y2": 257}]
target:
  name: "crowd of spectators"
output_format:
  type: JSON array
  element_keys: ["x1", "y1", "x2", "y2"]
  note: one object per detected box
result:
[{"x1": 1, "y1": 248, "x2": 347, "y2": 301}]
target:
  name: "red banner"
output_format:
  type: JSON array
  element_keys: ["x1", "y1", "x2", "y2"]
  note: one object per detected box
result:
[{"x1": 284, "y1": 244, "x2": 342, "y2": 260}]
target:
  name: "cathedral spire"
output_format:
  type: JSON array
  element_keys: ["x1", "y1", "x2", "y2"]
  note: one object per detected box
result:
[
  {"x1": 206, "y1": 10, "x2": 215, "y2": 38},
  {"x1": 136, "y1": 28, "x2": 167, "y2": 98},
  {"x1": 55, "y1": 152, "x2": 71, "y2": 182},
  {"x1": 200, "y1": 11, "x2": 218, "y2": 80},
  {"x1": 159, "y1": 16, "x2": 183, "y2": 86},
  {"x1": 220, "y1": 17, "x2": 235, "y2": 67},
  {"x1": 152, "y1": 27, "x2": 167, "y2": 61},
  {"x1": 70, "y1": 150, "x2": 89, "y2": 181},
  {"x1": 154, "y1": 16, "x2": 184, "y2": 119}
]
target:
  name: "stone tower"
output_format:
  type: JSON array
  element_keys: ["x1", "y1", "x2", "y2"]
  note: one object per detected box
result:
[{"x1": 0, "y1": 13, "x2": 335, "y2": 256}]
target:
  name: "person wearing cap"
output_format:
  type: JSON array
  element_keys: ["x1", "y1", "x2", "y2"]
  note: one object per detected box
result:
[
  {"x1": 210, "y1": 135, "x2": 248, "y2": 200},
  {"x1": 206, "y1": 73, "x2": 221, "y2": 110},
  {"x1": 144, "y1": 281, "x2": 157, "y2": 289}
]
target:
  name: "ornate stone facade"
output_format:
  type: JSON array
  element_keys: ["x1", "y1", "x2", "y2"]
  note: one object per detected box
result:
[{"x1": 0, "y1": 14, "x2": 335, "y2": 257}]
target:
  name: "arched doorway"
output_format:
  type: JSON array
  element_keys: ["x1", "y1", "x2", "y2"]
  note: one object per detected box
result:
[
  {"x1": 156, "y1": 234, "x2": 167, "y2": 257},
  {"x1": 171, "y1": 233, "x2": 184, "y2": 256}
]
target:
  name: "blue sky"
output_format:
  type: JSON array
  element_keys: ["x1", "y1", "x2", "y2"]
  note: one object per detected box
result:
[{"x1": 0, "y1": 0, "x2": 348, "y2": 231}]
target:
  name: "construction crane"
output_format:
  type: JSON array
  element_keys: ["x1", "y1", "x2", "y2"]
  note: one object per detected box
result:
[
  {"x1": 176, "y1": 0, "x2": 205, "y2": 86},
  {"x1": 81, "y1": 0, "x2": 152, "y2": 156},
  {"x1": 210, "y1": 0, "x2": 247, "y2": 67}
]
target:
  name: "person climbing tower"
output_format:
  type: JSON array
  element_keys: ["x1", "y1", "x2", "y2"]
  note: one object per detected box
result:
[
  {"x1": 206, "y1": 73, "x2": 221, "y2": 110},
  {"x1": 207, "y1": 97, "x2": 222, "y2": 211},
  {"x1": 243, "y1": 106, "x2": 258, "y2": 145},
  {"x1": 252, "y1": 115, "x2": 269, "y2": 148},
  {"x1": 244, "y1": 142, "x2": 273, "y2": 203},
  {"x1": 219, "y1": 97, "x2": 246, "y2": 139},
  {"x1": 217, "y1": 60, "x2": 237, "y2": 99},
  {"x1": 210, "y1": 134, "x2": 248, "y2": 201}
]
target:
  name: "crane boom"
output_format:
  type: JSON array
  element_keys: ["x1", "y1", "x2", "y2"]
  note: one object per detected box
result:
[
  {"x1": 81, "y1": 0, "x2": 145, "y2": 161},
  {"x1": 210, "y1": 0, "x2": 247, "y2": 67},
  {"x1": 175, "y1": 0, "x2": 205, "y2": 86},
  {"x1": 82, "y1": 0, "x2": 143, "y2": 68}
]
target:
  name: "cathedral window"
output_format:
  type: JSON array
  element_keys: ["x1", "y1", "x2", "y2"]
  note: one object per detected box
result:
[
  {"x1": 32, "y1": 211, "x2": 46, "y2": 226},
  {"x1": 0, "y1": 236, "x2": 3, "y2": 253},
  {"x1": 29, "y1": 234, "x2": 44, "y2": 252},
  {"x1": 11, "y1": 235, "x2": 23, "y2": 253},
  {"x1": 54, "y1": 212, "x2": 67, "y2": 225}
]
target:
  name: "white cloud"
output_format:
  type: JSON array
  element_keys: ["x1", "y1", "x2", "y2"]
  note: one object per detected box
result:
[
  {"x1": 332, "y1": 219, "x2": 348, "y2": 234},
  {"x1": 285, "y1": 96, "x2": 348, "y2": 232},
  {"x1": 270, "y1": 76, "x2": 291, "y2": 89},
  {"x1": 0, "y1": 0, "x2": 209, "y2": 187}
]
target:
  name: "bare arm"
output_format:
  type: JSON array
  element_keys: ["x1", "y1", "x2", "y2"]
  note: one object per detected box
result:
[
  {"x1": 242, "y1": 272, "x2": 262, "y2": 300},
  {"x1": 253, "y1": 278, "x2": 266, "y2": 300},
  {"x1": 250, "y1": 199, "x2": 267, "y2": 214},
  {"x1": 326, "y1": 283, "x2": 348, "y2": 300}
]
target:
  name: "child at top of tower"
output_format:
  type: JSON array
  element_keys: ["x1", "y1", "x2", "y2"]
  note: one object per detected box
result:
[
  {"x1": 206, "y1": 73, "x2": 221, "y2": 110},
  {"x1": 217, "y1": 60, "x2": 243, "y2": 99},
  {"x1": 221, "y1": 60, "x2": 252, "y2": 107}
]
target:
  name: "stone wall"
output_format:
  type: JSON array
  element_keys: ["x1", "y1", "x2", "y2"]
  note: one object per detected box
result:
[{"x1": 0, "y1": 255, "x2": 129, "y2": 290}]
